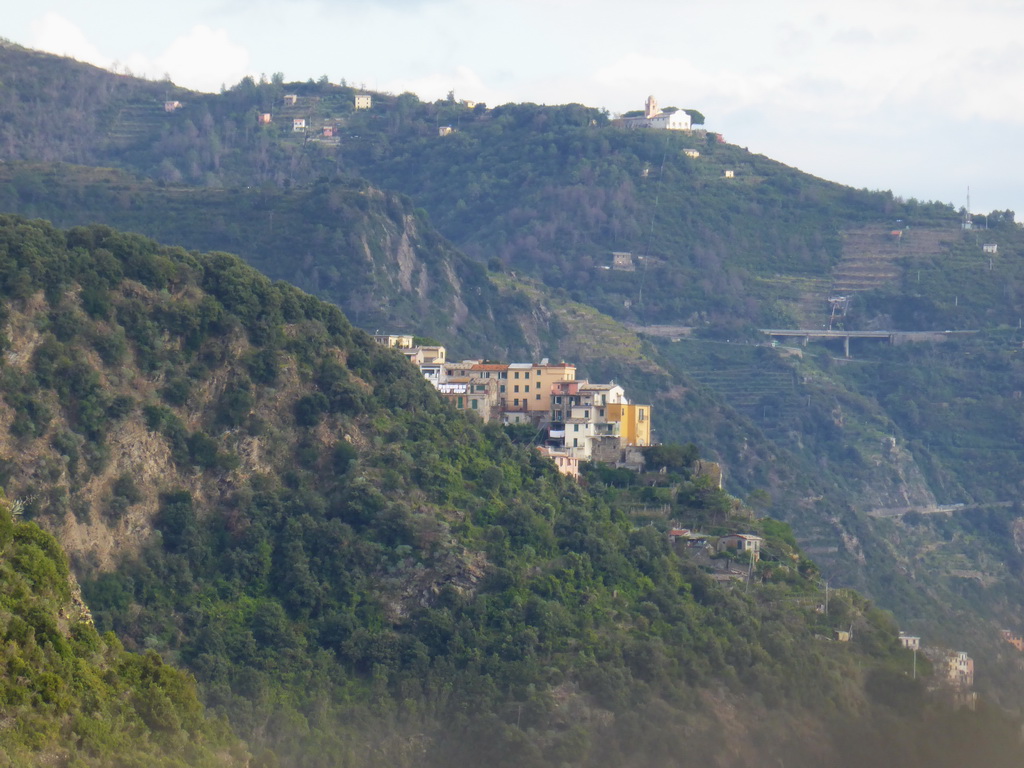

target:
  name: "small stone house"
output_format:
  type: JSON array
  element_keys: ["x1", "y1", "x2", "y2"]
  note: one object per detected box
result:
[
  {"x1": 355, "y1": 94, "x2": 372, "y2": 110},
  {"x1": 718, "y1": 533, "x2": 762, "y2": 561},
  {"x1": 898, "y1": 632, "x2": 921, "y2": 650},
  {"x1": 611, "y1": 252, "x2": 635, "y2": 271}
]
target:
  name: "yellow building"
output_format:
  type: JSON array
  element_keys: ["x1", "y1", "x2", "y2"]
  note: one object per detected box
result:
[
  {"x1": 527, "y1": 361, "x2": 576, "y2": 413},
  {"x1": 606, "y1": 403, "x2": 652, "y2": 446},
  {"x1": 373, "y1": 334, "x2": 414, "y2": 349}
]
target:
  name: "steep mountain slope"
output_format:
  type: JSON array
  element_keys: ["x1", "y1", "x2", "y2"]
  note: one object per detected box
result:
[
  {"x1": 6, "y1": 41, "x2": 1024, "y2": 719},
  {"x1": 0, "y1": 163, "x2": 527, "y2": 357},
  {"x1": 0, "y1": 495, "x2": 246, "y2": 766},
  {"x1": 1, "y1": 216, "x2": 1021, "y2": 767}
]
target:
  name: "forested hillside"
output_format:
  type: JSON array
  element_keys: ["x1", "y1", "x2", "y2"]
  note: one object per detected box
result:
[
  {"x1": 1, "y1": 216, "x2": 1021, "y2": 766},
  {"x1": 5, "y1": 40, "x2": 1024, "y2": 743},
  {"x1": 0, "y1": 495, "x2": 246, "y2": 766}
]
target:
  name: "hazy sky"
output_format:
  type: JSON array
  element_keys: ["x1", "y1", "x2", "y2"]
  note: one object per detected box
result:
[{"x1": 7, "y1": 0, "x2": 1024, "y2": 215}]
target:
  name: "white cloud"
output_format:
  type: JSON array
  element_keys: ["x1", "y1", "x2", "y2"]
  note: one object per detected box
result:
[
  {"x1": 156, "y1": 25, "x2": 251, "y2": 92},
  {"x1": 30, "y1": 12, "x2": 111, "y2": 68},
  {"x1": 384, "y1": 65, "x2": 493, "y2": 105}
]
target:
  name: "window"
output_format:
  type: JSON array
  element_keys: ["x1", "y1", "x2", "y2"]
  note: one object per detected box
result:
[
  {"x1": 524, "y1": 385, "x2": 530, "y2": 392},
  {"x1": 574, "y1": 424, "x2": 579, "y2": 432},
  {"x1": 555, "y1": 396, "x2": 562, "y2": 404},
  {"x1": 514, "y1": 385, "x2": 519, "y2": 393},
  {"x1": 514, "y1": 398, "x2": 520, "y2": 406},
  {"x1": 457, "y1": 397, "x2": 463, "y2": 408},
  {"x1": 584, "y1": 410, "x2": 590, "y2": 418},
  {"x1": 525, "y1": 372, "x2": 530, "y2": 379},
  {"x1": 500, "y1": 385, "x2": 506, "y2": 393},
  {"x1": 536, "y1": 394, "x2": 541, "y2": 400},
  {"x1": 471, "y1": 399, "x2": 478, "y2": 409},
  {"x1": 514, "y1": 372, "x2": 520, "y2": 379}
]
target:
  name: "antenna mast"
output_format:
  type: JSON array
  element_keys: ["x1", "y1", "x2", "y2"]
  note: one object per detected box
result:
[{"x1": 963, "y1": 186, "x2": 972, "y2": 230}]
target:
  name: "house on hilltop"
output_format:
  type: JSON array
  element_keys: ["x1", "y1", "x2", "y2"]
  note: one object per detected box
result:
[{"x1": 616, "y1": 95, "x2": 692, "y2": 131}]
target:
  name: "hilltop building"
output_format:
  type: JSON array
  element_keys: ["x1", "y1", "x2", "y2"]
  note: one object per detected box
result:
[
  {"x1": 355, "y1": 94, "x2": 372, "y2": 110},
  {"x1": 616, "y1": 95, "x2": 692, "y2": 131}
]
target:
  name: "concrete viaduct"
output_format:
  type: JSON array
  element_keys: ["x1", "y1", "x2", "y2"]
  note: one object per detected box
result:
[{"x1": 759, "y1": 329, "x2": 978, "y2": 357}]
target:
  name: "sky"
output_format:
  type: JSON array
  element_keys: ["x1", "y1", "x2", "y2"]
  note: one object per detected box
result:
[{"x1": 6, "y1": 0, "x2": 1024, "y2": 216}]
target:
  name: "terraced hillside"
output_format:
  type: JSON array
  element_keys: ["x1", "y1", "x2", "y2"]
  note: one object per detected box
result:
[
  {"x1": 833, "y1": 225, "x2": 957, "y2": 295},
  {"x1": 782, "y1": 225, "x2": 960, "y2": 330}
]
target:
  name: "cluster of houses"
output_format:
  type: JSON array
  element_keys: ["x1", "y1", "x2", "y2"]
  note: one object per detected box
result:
[
  {"x1": 898, "y1": 631, "x2": 978, "y2": 707},
  {"x1": 373, "y1": 334, "x2": 652, "y2": 477},
  {"x1": 250, "y1": 92, "x2": 374, "y2": 140}
]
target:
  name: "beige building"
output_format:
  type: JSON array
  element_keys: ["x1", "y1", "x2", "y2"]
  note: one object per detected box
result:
[
  {"x1": 373, "y1": 334, "x2": 415, "y2": 349},
  {"x1": 718, "y1": 534, "x2": 763, "y2": 561},
  {"x1": 898, "y1": 633, "x2": 921, "y2": 651},
  {"x1": 436, "y1": 377, "x2": 499, "y2": 421},
  {"x1": 355, "y1": 94, "x2": 372, "y2": 110},
  {"x1": 945, "y1": 652, "x2": 974, "y2": 689},
  {"x1": 537, "y1": 446, "x2": 580, "y2": 480}
]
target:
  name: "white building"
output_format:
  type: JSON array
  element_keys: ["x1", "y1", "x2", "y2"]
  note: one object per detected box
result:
[
  {"x1": 898, "y1": 633, "x2": 921, "y2": 651},
  {"x1": 617, "y1": 95, "x2": 692, "y2": 131}
]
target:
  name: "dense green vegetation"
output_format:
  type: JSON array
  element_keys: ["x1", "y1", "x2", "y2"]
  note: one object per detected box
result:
[
  {"x1": 0, "y1": 495, "x2": 245, "y2": 766},
  {"x1": 5, "y1": 42, "x2": 1024, "y2": 764},
  {"x1": 0, "y1": 217, "x2": 1019, "y2": 766}
]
